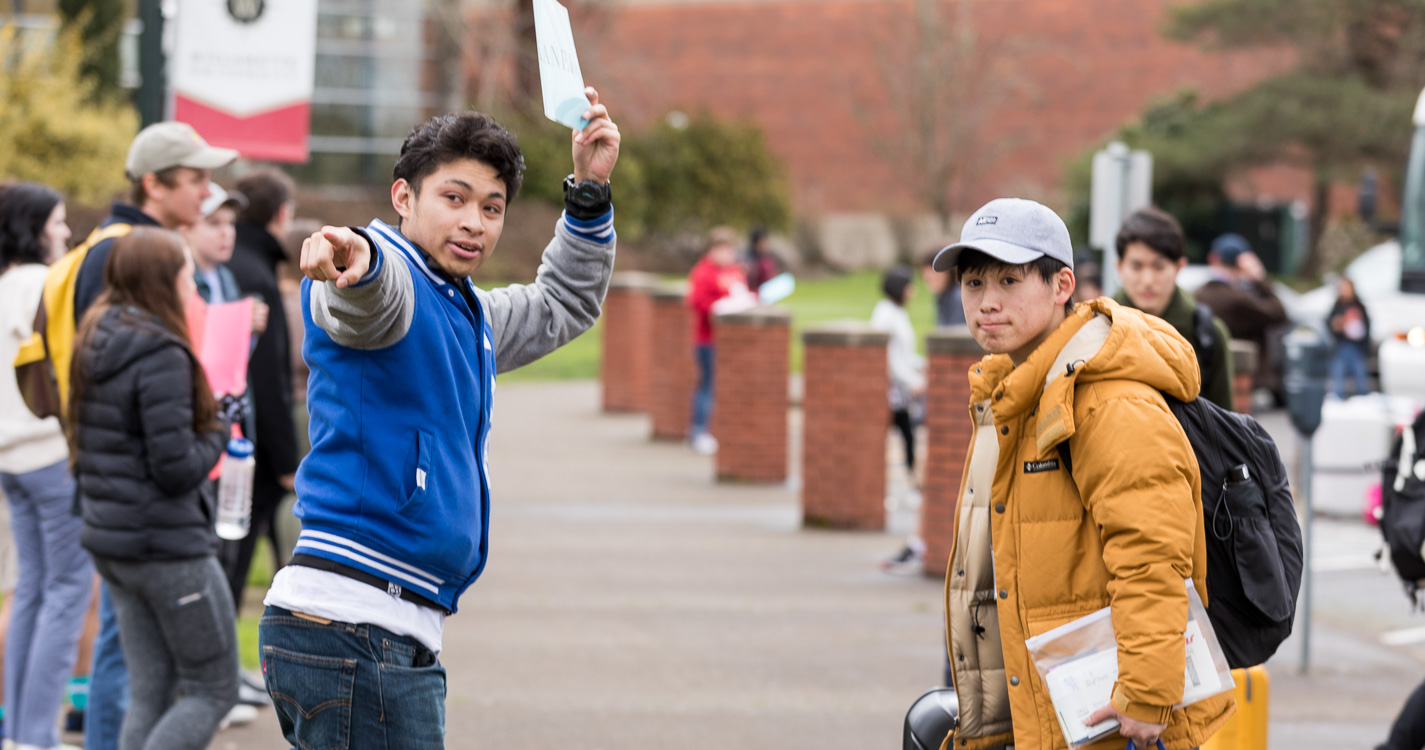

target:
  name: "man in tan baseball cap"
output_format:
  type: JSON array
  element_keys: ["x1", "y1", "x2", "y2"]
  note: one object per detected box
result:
[{"x1": 71, "y1": 122, "x2": 239, "y2": 318}]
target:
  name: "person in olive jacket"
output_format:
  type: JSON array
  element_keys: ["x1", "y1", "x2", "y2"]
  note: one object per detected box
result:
[{"x1": 67, "y1": 226, "x2": 238, "y2": 750}]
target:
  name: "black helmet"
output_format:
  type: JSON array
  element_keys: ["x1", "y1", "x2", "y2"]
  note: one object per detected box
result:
[{"x1": 903, "y1": 687, "x2": 959, "y2": 750}]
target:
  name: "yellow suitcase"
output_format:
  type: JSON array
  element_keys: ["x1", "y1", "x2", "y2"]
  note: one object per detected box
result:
[{"x1": 1203, "y1": 666, "x2": 1270, "y2": 750}]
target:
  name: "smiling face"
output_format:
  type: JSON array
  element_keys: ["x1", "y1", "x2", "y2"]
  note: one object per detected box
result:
[
  {"x1": 1117, "y1": 241, "x2": 1186, "y2": 317},
  {"x1": 392, "y1": 158, "x2": 507, "y2": 279},
  {"x1": 960, "y1": 259, "x2": 1075, "y2": 364}
]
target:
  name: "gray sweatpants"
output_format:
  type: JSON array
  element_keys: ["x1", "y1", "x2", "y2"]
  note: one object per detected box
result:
[{"x1": 92, "y1": 554, "x2": 238, "y2": 750}]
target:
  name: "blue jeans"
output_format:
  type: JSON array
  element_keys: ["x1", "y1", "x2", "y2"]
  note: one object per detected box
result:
[
  {"x1": 690, "y1": 343, "x2": 716, "y2": 437},
  {"x1": 85, "y1": 584, "x2": 130, "y2": 750},
  {"x1": 1330, "y1": 341, "x2": 1370, "y2": 398},
  {"x1": 1, "y1": 461, "x2": 93, "y2": 747},
  {"x1": 259, "y1": 606, "x2": 446, "y2": 749}
]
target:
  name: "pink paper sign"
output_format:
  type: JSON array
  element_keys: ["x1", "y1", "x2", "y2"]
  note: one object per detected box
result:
[{"x1": 197, "y1": 298, "x2": 255, "y2": 397}]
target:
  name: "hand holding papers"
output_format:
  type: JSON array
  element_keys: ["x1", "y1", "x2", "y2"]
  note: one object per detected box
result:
[
  {"x1": 533, "y1": 0, "x2": 590, "y2": 129},
  {"x1": 1024, "y1": 580, "x2": 1233, "y2": 749}
]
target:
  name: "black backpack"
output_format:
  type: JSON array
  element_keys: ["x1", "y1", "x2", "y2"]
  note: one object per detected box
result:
[
  {"x1": 1380, "y1": 411, "x2": 1425, "y2": 607},
  {"x1": 1058, "y1": 394, "x2": 1304, "y2": 669}
]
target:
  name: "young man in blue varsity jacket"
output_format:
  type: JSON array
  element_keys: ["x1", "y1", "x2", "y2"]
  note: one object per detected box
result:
[{"x1": 257, "y1": 89, "x2": 620, "y2": 748}]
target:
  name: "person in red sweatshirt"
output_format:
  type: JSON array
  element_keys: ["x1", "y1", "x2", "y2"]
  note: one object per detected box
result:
[{"x1": 686, "y1": 227, "x2": 753, "y2": 454}]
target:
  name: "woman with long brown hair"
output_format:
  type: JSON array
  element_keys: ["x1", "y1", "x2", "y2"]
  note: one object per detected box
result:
[{"x1": 67, "y1": 226, "x2": 237, "y2": 750}]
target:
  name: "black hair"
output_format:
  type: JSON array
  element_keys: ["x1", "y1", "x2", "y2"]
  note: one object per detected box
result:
[
  {"x1": 1115, "y1": 207, "x2": 1185, "y2": 263},
  {"x1": 392, "y1": 112, "x2": 526, "y2": 200},
  {"x1": 0, "y1": 182, "x2": 63, "y2": 271},
  {"x1": 954, "y1": 249, "x2": 1074, "y2": 313},
  {"x1": 881, "y1": 264, "x2": 913, "y2": 305}
]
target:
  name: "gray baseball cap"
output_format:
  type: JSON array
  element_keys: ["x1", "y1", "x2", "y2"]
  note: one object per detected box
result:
[
  {"x1": 932, "y1": 198, "x2": 1074, "y2": 273},
  {"x1": 125, "y1": 122, "x2": 239, "y2": 181}
]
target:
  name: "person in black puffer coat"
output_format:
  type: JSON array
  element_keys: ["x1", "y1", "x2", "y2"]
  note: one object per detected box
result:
[{"x1": 67, "y1": 226, "x2": 237, "y2": 750}]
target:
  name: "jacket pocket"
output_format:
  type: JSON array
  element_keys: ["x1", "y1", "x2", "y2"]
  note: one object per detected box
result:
[
  {"x1": 399, "y1": 430, "x2": 433, "y2": 517},
  {"x1": 1224, "y1": 480, "x2": 1293, "y2": 623}
]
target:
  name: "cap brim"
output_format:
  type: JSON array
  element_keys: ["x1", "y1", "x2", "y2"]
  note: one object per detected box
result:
[
  {"x1": 932, "y1": 239, "x2": 1046, "y2": 272},
  {"x1": 179, "y1": 146, "x2": 240, "y2": 170}
]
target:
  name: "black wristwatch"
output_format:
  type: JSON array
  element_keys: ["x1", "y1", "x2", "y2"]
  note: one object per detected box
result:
[{"x1": 563, "y1": 174, "x2": 612, "y2": 220}]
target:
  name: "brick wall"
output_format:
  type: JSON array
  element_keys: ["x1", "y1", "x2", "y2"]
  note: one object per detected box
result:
[
  {"x1": 712, "y1": 308, "x2": 791, "y2": 483},
  {"x1": 571, "y1": 0, "x2": 1293, "y2": 216},
  {"x1": 922, "y1": 328, "x2": 984, "y2": 577},
  {"x1": 650, "y1": 283, "x2": 696, "y2": 440},
  {"x1": 600, "y1": 272, "x2": 658, "y2": 413},
  {"x1": 801, "y1": 324, "x2": 891, "y2": 530},
  {"x1": 1230, "y1": 339, "x2": 1260, "y2": 416}
]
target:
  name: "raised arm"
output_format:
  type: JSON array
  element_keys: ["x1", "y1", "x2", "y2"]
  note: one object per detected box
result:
[{"x1": 484, "y1": 86, "x2": 622, "y2": 372}]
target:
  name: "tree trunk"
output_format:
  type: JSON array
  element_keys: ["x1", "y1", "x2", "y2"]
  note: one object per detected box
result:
[{"x1": 1303, "y1": 171, "x2": 1332, "y2": 278}]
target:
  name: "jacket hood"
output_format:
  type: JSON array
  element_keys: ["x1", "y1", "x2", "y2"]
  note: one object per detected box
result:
[
  {"x1": 971, "y1": 297, "x2": 1201, "y2": 456},
  {"x1": 84, "y1": 307, "x2": 188, "y2": 383}
]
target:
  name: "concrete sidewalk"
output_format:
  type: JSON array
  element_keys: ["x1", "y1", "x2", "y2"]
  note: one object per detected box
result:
[{"x1": 214, "y1": 381, "x2": 1422, "y2": 749}]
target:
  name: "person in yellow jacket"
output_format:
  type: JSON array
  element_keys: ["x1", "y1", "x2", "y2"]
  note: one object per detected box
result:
[{"x1": 930, "y1": 198, "x2": 1235, "y2": 750}]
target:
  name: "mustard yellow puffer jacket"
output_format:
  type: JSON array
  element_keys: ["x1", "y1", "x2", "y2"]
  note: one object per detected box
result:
[{"x1": 944, "y1": 298, "x2": 1235, "y2": 750}]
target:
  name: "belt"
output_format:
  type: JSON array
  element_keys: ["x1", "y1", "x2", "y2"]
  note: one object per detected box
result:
[{"x1": 288, "y1": 554, "x2": 449, "y2": 614}]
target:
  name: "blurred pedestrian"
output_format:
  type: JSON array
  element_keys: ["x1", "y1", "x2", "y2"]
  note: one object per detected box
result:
[
  {"x1": 921, "y1": 248, "x2": 965, "y2": 327},
  {"x1": 69, "y1": 122, "x2": 237, "y2": 750},
  {"x1": 1194, "y1": 233, "x2": 1289, "y2": 401},
  {"x1": 1072, "y1": 253, "x2": 1102, "y2": 304},
  {"x1": 1114, "y1": 208, "x2": 1235, "y2": 411},
  {"x1": 259, "y1": 91, "x2": 621, "y2": 749},
  {"x1": 742, "y1": 227, "x2": 782, "y2": 293},
  {"x1": 68, "y1": 227, "x2": 238, "y2": 750},
  {"x1": 1, "y1": 182, "x2": 95, "y2": 750},
  {"x1": 687, "y1": 226, "x2": 753, "y2": 455},
  {"x1": 1328, "y1": 276, "x2": 1371, "y2": 398},
  {"x1": 225, "y1": 168, "x2": 300, "y2": 613},
  {"x1": 872, "y1": 265, "x2": 928, "y2": 573}
]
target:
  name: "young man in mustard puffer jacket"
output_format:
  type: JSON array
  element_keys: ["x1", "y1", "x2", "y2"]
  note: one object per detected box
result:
[{"x1": 932, "y1": 198, "x2": 1235, "y2": 750}]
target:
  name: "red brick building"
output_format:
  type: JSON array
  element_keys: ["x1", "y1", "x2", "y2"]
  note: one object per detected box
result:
[{"x1": 548, "y1": 0, "x2": 1292, "y2": 217}]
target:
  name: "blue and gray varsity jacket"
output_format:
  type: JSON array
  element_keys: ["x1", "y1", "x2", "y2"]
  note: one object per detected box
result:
[{"x1": 293, "y1": 211, "x2": 615, "y2": 613}]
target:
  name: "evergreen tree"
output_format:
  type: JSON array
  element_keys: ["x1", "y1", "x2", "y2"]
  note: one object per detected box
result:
[{"x1": 57, "y1": 0, "x2": 126, "y2": 100}]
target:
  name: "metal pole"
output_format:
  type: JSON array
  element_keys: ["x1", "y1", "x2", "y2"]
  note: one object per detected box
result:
[
  {"x1": 136, "y1": 0, "x2": 165, "y2": 127},
  {"x1": 1299, "y1": 431, "x2": 1314, "y2": 674}
]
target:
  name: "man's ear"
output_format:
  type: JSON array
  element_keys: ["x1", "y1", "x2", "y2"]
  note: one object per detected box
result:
[
  {"x1": 1175, "y1": 257, "x2": 1188, "y2": 272},
  {"x1": 391, "y1": 178, "x2": 415, "y2": 222},
  {"x1": 141, "y1": 172, "x2": 165, "y2": 204},
  {"x1": 1054, "y1": 268, "x2": 1077, "y2": 306}
]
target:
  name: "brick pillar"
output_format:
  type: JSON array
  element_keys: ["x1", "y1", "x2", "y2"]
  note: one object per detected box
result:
[
  {"x1": 711, "y1": 307, "x2": 791, "y2": 483},
  {"x1": 649, "y1": 283, "x2": 696, "y2": 441},
  {"x1": 922, "y1": 328, "x2": 983, "y2": 577},
  {"x1": 800, "y1": 323, "x2": 890, "y2": 530},
  {"x1": 600, "y1": 272, "x2": 658, "y2": 413},
  {"x1": 1230, "y1": 340, "x2": 1259, "y2": 416}
]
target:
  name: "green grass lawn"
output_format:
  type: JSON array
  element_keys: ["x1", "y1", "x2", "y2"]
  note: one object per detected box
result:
[{"x1": 493, "y1": 270, "x2": 938, "y2": 382}]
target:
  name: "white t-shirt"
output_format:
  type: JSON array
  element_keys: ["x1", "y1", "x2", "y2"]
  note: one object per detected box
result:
[{"x1": 264, "y1": 565, "x2": 446, "y2": 655}]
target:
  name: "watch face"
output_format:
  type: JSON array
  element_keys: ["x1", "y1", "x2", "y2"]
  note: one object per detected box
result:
[{"x1": 577, "y1": 185, "x2": 600, "y2": 204}]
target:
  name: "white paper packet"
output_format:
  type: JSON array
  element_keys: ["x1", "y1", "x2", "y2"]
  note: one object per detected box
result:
[{"x1": 1023, "y1": 579, "x2": 1234, "y2": 749}]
